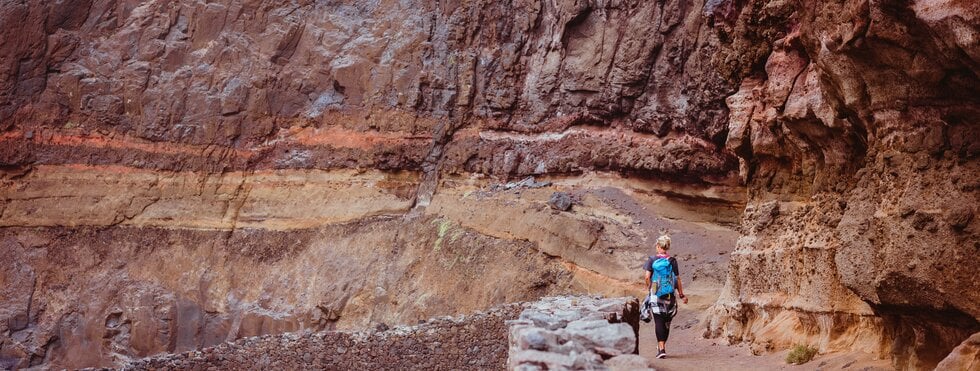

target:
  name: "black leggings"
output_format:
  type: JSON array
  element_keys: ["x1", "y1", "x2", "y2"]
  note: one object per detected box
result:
[{"x1": 652, "y1": 313, "x2": 672, "y2": 345}]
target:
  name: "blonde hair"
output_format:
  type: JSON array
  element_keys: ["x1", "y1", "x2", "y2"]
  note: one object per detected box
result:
[{"x1": 656, "y1": 235, "x2": 671, "y2": 250}]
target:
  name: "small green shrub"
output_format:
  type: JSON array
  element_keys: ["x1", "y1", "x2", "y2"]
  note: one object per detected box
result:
[{"x1": 785, "y1": 344, "x2": 818, "y2": 365}]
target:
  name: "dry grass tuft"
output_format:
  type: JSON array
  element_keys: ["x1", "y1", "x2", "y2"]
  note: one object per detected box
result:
[{"x1": 785, "y1": 344, "x2": 818, "y2": 365}]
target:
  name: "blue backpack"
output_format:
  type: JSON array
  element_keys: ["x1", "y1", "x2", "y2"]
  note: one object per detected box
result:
[{"x1": 650, "y1": 257, "x2": 676, "y2": 297}]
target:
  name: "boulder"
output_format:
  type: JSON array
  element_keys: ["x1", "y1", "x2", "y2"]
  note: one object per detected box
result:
[
  {"x1": 606, "y1": 354, "x2": 654, "y2": 371},
  {"x1": 548, "y1": 192, "x2": 573, "y2": 211},
  {"x1": 935, "y1": 332, "x2": 980, "y2": 371}
]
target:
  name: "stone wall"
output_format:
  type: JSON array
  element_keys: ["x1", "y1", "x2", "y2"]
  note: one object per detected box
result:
[
  {"x1": 124, "y1": 304, "x2": 523, "y2": 370},
  {"x1": 123, "y1": 296, "x2": 641, "y2": 370}
]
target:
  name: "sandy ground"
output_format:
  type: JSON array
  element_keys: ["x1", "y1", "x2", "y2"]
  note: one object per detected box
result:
[
  {"x1": 581, "y1": 185, "x2": 738, "y2": 285},
  {"x1": 636, "y1": 287, "x2": 894, "y2": 371}
]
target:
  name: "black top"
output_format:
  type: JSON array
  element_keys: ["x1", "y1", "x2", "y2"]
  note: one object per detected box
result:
[{"x1": 643, "y1": 256, "x2": 680, "y2": 276}]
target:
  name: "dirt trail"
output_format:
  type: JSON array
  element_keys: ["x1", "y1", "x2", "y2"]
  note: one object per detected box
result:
[{"x1": 636, "y1": 287, "x2": 893, "y2": 371}]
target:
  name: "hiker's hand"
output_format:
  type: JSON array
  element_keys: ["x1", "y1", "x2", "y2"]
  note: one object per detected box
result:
[{"x1": 680, "y1": 294, "x2": 688, "y2": 304}]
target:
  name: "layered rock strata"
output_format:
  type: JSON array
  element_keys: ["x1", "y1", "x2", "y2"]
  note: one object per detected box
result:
[
  {"x1": 1, "y1": 0, "x2": 976, "y2": 369},
  {"x1": 0, "y1": 165, "x2": 737, "y2": 368},
  {"x1": 1, "y1": 0, "x2": 747, "y2": 368}
]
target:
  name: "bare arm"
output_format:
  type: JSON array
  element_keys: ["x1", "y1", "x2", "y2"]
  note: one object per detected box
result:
[
  {"x1": 676, "y1": 277, "x2": 688, "y2": 304},
  {"x1": 645, "y1": 270, "x2": 652, "y2": 291}
]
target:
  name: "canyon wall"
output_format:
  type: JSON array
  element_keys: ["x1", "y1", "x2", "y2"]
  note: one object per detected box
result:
[
  {"x1": 0, "y1": 0, "x2": 976, "y2": 369},
  {"x1": 705, "y1": 1, "x2": 980, "y2": 370},
  {"x1": 1, "y1": 0, "x2": 743, "y2": 368}
]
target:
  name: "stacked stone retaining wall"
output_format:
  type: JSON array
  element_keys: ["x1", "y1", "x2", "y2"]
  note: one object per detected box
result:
[
  {"x1": 124, "y1": 296, "x2": 640, "y2": 370},
  {"x1": 125, "y1": 304, "x2": 522, "y2": 370}
]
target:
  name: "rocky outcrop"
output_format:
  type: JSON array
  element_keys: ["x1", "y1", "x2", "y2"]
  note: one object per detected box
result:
[
  {"x1": 935, "y1": 332, "x2": 980, "y2": 371},
  {"x1": 706, "y1": 0, "x2": 979, "y2": 370},
  {"x1": 0, "y1": 213, "x2": 573, "y2": 368},
  {"x1": 0, "y1": 0, "x2": 745, "y2": 182},
  {"x1": 507, "y1": 296, "x2": 641, "y2": 370}
]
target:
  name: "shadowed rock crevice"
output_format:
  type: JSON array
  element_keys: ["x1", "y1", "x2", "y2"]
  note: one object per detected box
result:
[{"x1": 878, "y1": 305, "x2": 980, "y2": 370}]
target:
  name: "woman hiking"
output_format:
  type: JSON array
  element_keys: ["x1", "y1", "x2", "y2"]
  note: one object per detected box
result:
[{"x1": 643, "y1": 234, "x2": 687, "y2": 359}]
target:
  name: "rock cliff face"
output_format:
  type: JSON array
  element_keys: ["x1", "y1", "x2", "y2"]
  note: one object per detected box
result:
[
  {"x1": 0, "y1": 0, "x2": 976, "y2": 369},
  {"x1": 706, "y1": 1, "x2": 980, "y2": 370},
  {"x1": 0, "y1": 0, "x2": 743, "y2": 368}
]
